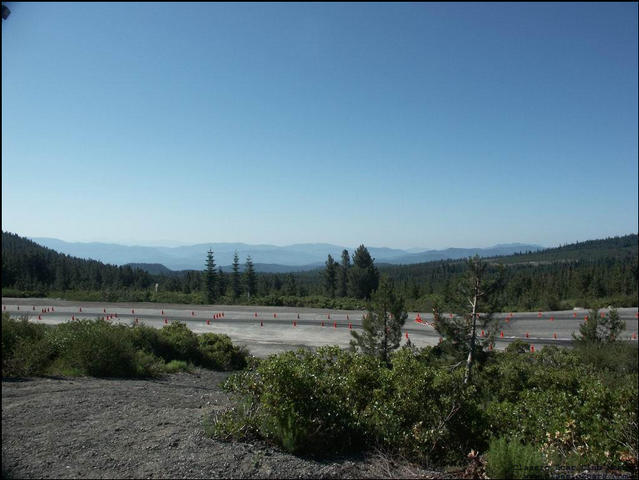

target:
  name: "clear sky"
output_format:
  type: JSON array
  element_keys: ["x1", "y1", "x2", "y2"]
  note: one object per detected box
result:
[{"x1": 2, "y1": 2, "x2": 637, "y2": 250}]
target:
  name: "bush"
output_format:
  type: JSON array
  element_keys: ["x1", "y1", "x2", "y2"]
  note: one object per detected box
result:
[
  {"x1": 215, "y1": 346, "x2": 380, "y2": 454},
  {"x1": 47, "y1": 319, "x2": 140, "y2": 377},
  {"x1": 157, "y1": 321, "x2": 200, "y2": 363},
  {"x1": 2, "y1": 316, "x2": 248, "y2": 378},
  {"x1": 253, "y1": 347, "x2": 379, "y2": 454},
  {"x1": 209, "y1": 341, "x2": 638, "y2": 471},
  {"x1": 198, "y1": 333, "x2": 248, "y2": 371},
  {"x1": 211, "y1": 346, "x2": 485, "y2": 464},
  {"x1": 130, "y1": 323, "x2": 165, "y2": 355},
  {"x1": 574, "y1": 340, "x2": 638, "y2": 378},
  {"x1": 203, "y1": 398, "x2": 261, "y2": 442},
  {"x1": 2, "y1": 314, "x2": 50, "y2": 375},
  {"x1": 163, "y1": 359, "x2": 194, "y2": 374},
  {"x1": 481, "y1": 345, "x2": 638, "y2": 469},
  {"x1": 368, "y1": 348, "x2": 486, "y2": 465},
  {"x1": 134, "y1": 350, "x2": 166, "y2": 377},
  {"x1": 485, "y1": 436, "x2": 545, "y2": 479}
]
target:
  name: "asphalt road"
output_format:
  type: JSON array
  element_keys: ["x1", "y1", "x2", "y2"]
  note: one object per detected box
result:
[{"x1": 3, "y1": 298, "x2": 638, "y2": 357}]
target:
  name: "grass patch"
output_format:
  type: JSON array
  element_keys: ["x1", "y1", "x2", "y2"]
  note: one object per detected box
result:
[
  {"x1": 484, "y1": 436, "x2": 545, "y2": 479},
  {"x1": 163, "y1": 359, "x2": 194, "y2": 374}
]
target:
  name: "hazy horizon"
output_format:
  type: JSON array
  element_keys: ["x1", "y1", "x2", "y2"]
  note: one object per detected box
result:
[
  {"x1": 3, "y1": 3, "x2": 637, "y2": 248},
  {"x1": 27, "y1": 233, "x2": 551, "y2": 252}
]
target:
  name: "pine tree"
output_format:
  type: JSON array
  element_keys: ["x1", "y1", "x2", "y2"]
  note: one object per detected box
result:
[
  {"x1": 204, "y1": 250, "x2": 217, "y2": 304},
  {"x1": 231, "y1": 251, "x2": 242, "y2": 300},
  {"x1": 574, "y1": 307, "x2": 625, "y2": 344},
  {"x1": 244, "y1": 255, "x2": 257, "y2": 300},
  {"x1": 350, "y1": 276, "x2": 407, "y2": 366},
  {"x1": 337, "y1": 249, "x2": 350, "y2": 297},
  {"x1": 218, "y1": 267, "x2": 227, "y2": 298},
  {"x1": 324, "y1": 254, "x2": 337, "y2": 298},
  {"x1": 433, "y1": 256, "x2": 504, "y2": 385},
  {"x1": 347, "y1": 245, "x2": 379, "y2": 299}
]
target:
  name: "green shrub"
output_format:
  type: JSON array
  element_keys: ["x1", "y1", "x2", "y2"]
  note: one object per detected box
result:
[
  {"x1": 157, "y1": 321, "x2": 200, "y2": 363},
  {"x1": 212, "y1": 346, "x2": 485, "y2": 464},
  {"x1": 9, "y1": 336, "x2": 57, "y2": 376},
  {"x1": 215, "y1": 346, "x2": 380, "y2": 454},
  {"x1": 253, "y1": 347, "x2": 376, "y2": 454},
  {"x1": 134, "y1": 350, "x2": 166, "y2": 377},
  {"x1": 198, "y1": 333, "x2": 248, "y2": 371},
  {"x1": 369, "y1": 348, "x2": 487, "y2": 465},
  {"x1": 504, "y1": 339, "x2": 531, "y2": 354},
  {"x1": 574, "y1": 340, "x2": 638, "y2": 378},
  {"x1": 485, "y1": 436, "x2": 545, "y2": 479},
  {"x1": 2, "y1": 314, "x2": 51, "y2": 376},
  {"x1": 47, "y1": 319, "x2": 139, "y2": 377},
  {"x1": 2, "y1": 316, "x2": 247, "y2": 378},
  {"x1": 163, "y1": 359, "x2": 194, "y2": 374},
  {"x1": 481, "y1": 345, "x2": 638, "y2": 469},
  {"x1": 130, "y1": 324, "x2": 166, "y2": 355},
  {"x1": 210, "y1": 341, "x2": 637, "y2": 470},
  {"x1": 204, "y1": 399, "x2": 261, "y2": 442}
]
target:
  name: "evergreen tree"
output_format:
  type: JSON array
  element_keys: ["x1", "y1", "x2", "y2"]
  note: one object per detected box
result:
[
  {"x1": 244, "y1": 255, "x2": 257, "y2": 300},
  {"x1": 218, "y1": 267, "x2": 227, "y2": 298},
  {"x1": 258, "y1": 276, "x2": 272, "y2": 296},
  {"x1": 182, "y1": 273, "x2": 192, "y2": 294},
  {"x1": 284, "y1": 273, "x2": 298, "y2": 296},
  {"x1": 350, "y1": 276, "x2": 407, "y2": 366},
  {"x1": 574, "y1": 307, "x2": 625, "y2": 344},
  {"x1": 54, "y1": 259, "x2": 68, "y2": 291},
  {"x1": 324, "y1": 254, "x2": 337, "y2": 298},
  {"x1": 204, "y1": 250, "x2": 217, "y2": 304},
  {"x1": 347, "y1": 245, "x2": 379, "y2": 299},
  {"x1": 231, "y1": 251, "x2": 242, "y2": 300},
  {"x1": 433, "y1": 256, "x2": 504, "y2": 385},
  {"x1": 337, "y1": 249, "x2": 350, "y2": 297}
]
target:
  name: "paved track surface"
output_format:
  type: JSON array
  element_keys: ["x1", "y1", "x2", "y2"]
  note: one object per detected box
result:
[{"x1": 3, "y1": 298, "x2": 638, "y2": 357}]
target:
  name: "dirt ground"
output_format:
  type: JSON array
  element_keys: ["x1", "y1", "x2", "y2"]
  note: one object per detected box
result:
[{"x1": 2, "y1": 369, "x2": 450, "y2": 479}]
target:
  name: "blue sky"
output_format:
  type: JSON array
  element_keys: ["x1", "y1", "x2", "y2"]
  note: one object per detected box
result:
[{"x1": 2, "y1": 2, "x2": 637, "y2": 249}]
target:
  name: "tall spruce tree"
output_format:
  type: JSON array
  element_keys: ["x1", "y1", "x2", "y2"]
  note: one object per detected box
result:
[
  {"x1": 231, "y1": 251, "x2": 242, "y2": 300},
  {"x1": 337, "y1": 249, "x2": 350, "y2": 297},
  {"x1": 204, "y1": 250, "x2": 217, "y2": 304},
  {"x1": 350, "y1": 276, "x2": 407, "y2": 366},
  {"x1": 244, "y1": 255, "x2": 257, "y2": 300},
  {"x1": 324, "y1": 254, "x2": 337, "y2": 298},
  {"x1": 348, "y1": 245, "x2": 379, "y2": 299}
]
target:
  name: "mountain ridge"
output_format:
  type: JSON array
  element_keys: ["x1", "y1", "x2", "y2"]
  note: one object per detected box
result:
[{"x1": 30, "y1": 237, "x2": 544, "y2": 272}]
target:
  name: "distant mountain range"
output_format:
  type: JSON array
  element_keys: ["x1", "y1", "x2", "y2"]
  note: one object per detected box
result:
[{"x1": 29, "y1": 238, "x2": 544, "y2": 273}]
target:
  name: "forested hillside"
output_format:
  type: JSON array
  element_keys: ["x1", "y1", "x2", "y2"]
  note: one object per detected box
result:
[
  {"x1": 2, "y1": 232, "x2": 156, "y2": 293},
  {"x1": 375, "y1": 235, "x2": 636, "y2": 308},
  {"x1": 2, "y1": 231, "x2": 637, "y2": 311}
]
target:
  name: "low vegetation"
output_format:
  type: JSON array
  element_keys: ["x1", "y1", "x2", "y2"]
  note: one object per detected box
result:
[
  {"x1": 206, "y1": 273, "x2": 637, "y2": 475},
  {"x1": 208, "y1": 341, "x2": 637, "y2": 474},
  {"x1": 1, "y1": 313, "x2": 248, "y2": 378}
]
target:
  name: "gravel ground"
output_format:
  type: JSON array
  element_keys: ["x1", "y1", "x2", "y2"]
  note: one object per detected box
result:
[{"x1": 2, "y1": 370, "x2": 450, "y2": 479}]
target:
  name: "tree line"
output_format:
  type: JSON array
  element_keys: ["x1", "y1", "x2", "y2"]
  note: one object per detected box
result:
[{"x1": 2, "y1": 231, "x2": 637, "y2": 311}]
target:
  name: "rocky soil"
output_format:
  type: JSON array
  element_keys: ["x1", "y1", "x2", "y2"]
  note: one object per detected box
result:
[{"x1": 2, "y1": 370, "x2": 449, "y2": 479}]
